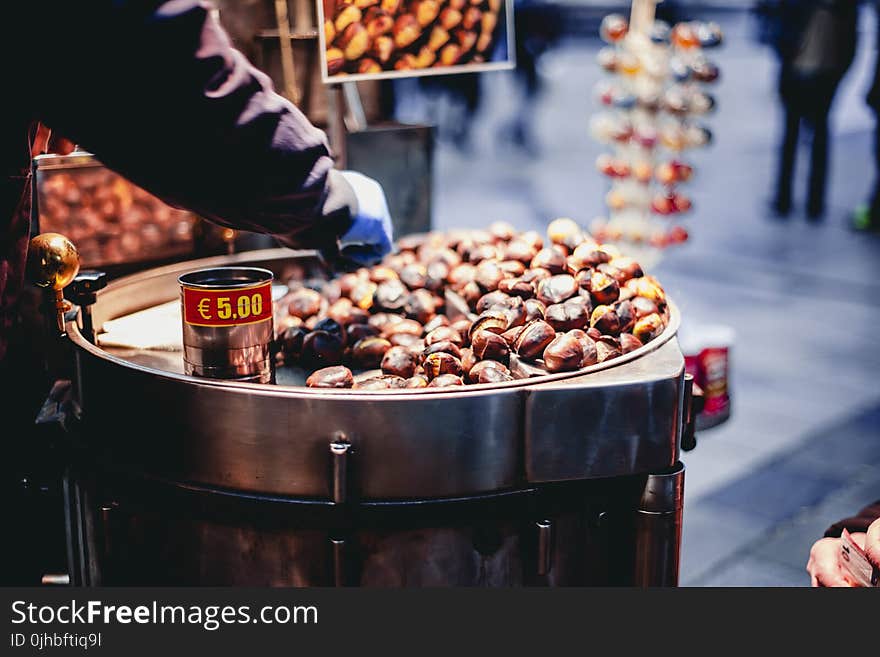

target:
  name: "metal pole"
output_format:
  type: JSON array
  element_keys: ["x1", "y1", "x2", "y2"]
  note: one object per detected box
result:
[{"x1": 633, "y1": 461, "x2": 684, "y2": 587}]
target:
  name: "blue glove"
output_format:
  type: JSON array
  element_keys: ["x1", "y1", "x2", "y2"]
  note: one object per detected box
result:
[{"x1": 337, "y1": 171, "x2": 394, "y2": 266}]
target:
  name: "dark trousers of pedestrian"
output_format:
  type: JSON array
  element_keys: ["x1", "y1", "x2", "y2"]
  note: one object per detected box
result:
[{"x1": 774, "y1": 70, "x2": 842, "y2": 218}]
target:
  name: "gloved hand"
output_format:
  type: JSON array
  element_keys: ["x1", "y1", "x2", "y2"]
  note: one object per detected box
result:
[{"x1": 337, "y1": 171, "x2": 394, "y2": 266}]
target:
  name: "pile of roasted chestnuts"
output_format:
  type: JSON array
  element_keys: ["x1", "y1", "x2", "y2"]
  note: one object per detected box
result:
[
  {"x1": 275, "y1": 219, "x2": 670, "y2": 390},
  {"x1": 323, "y1": 0, "x2": 504, "y2": 76}
]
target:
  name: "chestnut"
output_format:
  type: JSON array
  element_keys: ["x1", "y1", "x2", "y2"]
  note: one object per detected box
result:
[
  {"x1": 351, "y1": 336, "x2": 392, "y2": 368},
  {"x1": 425, "y1": 260, "x2": 450, "y2": 290},
  {"x1": 306, "y1": 366, "x2": 354, "y2": 388},
  {"x1": 425, "y1": 325, "x2": 463, "y2": 347},
  {"x1": 279, "y1": 325, "x2": 308, "y2": 361},
  {"x1": 288, "y1": 288, "x2": 323, "y2": 319},
  {"x1": 514, "y1": 320, "x2": 556, "y2": 360},
  {"x1": 313, "y1": 318, "x2": 346, "y2": 345},
  {"x1": 400, "y1": 263, "x2": 428, "y2": 289},
  {"x1": 574, "y1": 330, "x2": 599, "y2": 366},
  {"x1": 439, "y1": 43, "x2": 462, "y2": 66},
  {"x1": 427, "y1": 374, "x2": 464, "y2": 387},
  {"x1": 460, "y1": 346, "x2": 477, "y2": 374},
  {"x1": 476, "y1": 290, "x2": 511, "y2": 313},
  {"x1": 522, "y1": 267, "x2": 552, "y2": 284},
  {"x1": 500, "y1": 325, "x2": 525, "y2": 347},
  {"x1": 302, "y1": 330, "x2": 345, "y2": 368},
  {"x1": 589, "y1": 271, "x2": 620, "y2": 305},
  {"x1": 530, "y1": 248, "x2": 567, "y2": 274},
  {"x1": 471, "y1": 329, "x2": 510, "y2": 362},
  {"x1": 355, "y1": 375, "x2": 407, "y2": 390},
  {"x1": 629, "y1": 277, "x2": 667, "y2": 305},
  {"x1": 498, "y1": 260, "x2": 526, "y2": 277},
  {"x1": 596, "y1": 336, "x2": 622, "y2": 363},
  {"x1": 469, "y1": 359, "x2": 513, "y2": 383},
  {"x1": 615, "y1": 299, "x2": 635, "y2": 332},
  {"x1": 590, "y1": 305, "x2": 621, "y2": 335},
  {"x1": 544, "y1": 298, "x2": 590, "y2": 332},
  {"x1": 499, "y1": 277, "x2": 535, "y2": 298},
  {"x1": 405, "y1": 288, "x2": 437, "y2": 323},
  {"x1": 537, "y1": 274, "x2": 577, "y2": 305},
  {"x1": 451, "y1": 319, "x2": 473, "y2": 342},
  {"x1": 631, "y1": 295, "x2": 660, "y2": 320},
  {"x1": 524, "y1": 298, "x2": 546, "y2": 322},
  {"x1": 422, "y1": 340, "x2": 462, "y2": 361},
  {"x1": 405, "y1": 374, "x2": 429, "y2": 388},
  {"x1": 505, "y1": 240, "x2": 538, "y2": 264},
  {"x1": 347, "y1": 322, "x2": 379, "y2": 344},
  {"x1": 570, "y1": 242, "x2": 610, "y2": 269},
  {"x1": 547, "y1": 217, "x2": 583, "y2": 250},
  {"x1": 475, "y1": 259, "x2": 504, "y2": 291},
  {"x1": 389, "y1": 332, "x2": 425, "y2": 352},
  {"x1": 350, "y1": 280, "x2": 378, "y2": 310},
  {"x1": 543, "y1": 332, "x2": 585, "y2": 372},
  {"x1": 462, "y1": 6, "x2": 482, "y2": 30},
  {"x1": 374, "y1": 279, "x2": 408, "y2": 312},
  {"x1": 382, "y1": 318, "x2": 423, "y2": 338},
  {"x1": 620, "y1": 332, "x2": 643, "y2": 354},
  {"x1": 632, "y1": 313, "x2": 664, "y2": 344},
  {"x1": 380, "y1": 345, "x2": 418, "y2": 378},
  {"x1": 469, "y1": 310, "x2": 509, "y2": 338},
  {"x1": 423, "y1": 352, "x2": 464, "y2": 379}
]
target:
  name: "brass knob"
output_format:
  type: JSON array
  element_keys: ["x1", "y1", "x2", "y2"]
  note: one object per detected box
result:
[{"x1": 27, "y1": 233, "x2": 80, "y2": 291}]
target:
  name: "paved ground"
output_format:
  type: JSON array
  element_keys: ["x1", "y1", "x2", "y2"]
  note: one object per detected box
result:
[{"x1": 395, "y1": 8, "x2": 880, "y2": 585}]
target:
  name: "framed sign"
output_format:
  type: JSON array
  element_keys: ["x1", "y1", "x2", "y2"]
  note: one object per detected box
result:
[{"x1": 319, "y1": 0, "x2": 515, "y2": 82}]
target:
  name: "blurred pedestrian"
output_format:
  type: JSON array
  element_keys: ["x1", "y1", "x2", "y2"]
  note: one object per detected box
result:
[
  {"x1": 771, "y1": 0, "x2": 857, "y2": 219},
  {"x1": 852, "y1": 0, "x2": 880, "y2": 231}
]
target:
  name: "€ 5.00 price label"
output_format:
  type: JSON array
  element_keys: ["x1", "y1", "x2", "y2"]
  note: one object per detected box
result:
[{"x1": 182, "y1": 282, "x2": 272, "y2": 327}]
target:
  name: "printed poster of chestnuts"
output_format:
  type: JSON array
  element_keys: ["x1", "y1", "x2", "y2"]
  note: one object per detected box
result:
[{"x1": 320, "y1": 0, "x2": 513, "y2": 81}]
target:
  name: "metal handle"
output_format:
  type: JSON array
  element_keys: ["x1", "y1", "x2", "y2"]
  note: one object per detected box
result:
[
  {"x1": 330, "y1": 435, "x2": 351, "y2": 504},
  {"x1": 27, "y1": 233, "x2": 80, "y2": 337},
  {"x1": 536, "y1": 520, "x2": 553, "y2": 576}
]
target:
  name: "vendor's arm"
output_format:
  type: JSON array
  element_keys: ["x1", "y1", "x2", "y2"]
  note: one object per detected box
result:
[{"x1": 30, "y1": 0, "x2": 391, "y2": 261}]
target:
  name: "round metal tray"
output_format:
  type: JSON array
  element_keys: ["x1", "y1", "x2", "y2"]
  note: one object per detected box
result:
[{"x1": 70, "y1": 249, "x2": 686, "y2": 500}]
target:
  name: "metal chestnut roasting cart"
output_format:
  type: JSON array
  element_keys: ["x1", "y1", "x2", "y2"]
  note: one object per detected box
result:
[{"x1": 30, "y1": 236, "x2": 698, "y2": 587}]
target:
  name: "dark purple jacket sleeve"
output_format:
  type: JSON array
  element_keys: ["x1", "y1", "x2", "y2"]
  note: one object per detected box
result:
[{"x1": 30, "y1": 0, "x2": 355, "y2": 250}]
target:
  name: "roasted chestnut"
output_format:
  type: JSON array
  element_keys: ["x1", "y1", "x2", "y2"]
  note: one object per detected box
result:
[
  {"x1": 537, "y1": 274, "x2": 577, "y2": 305},
  {"x1": 279, "y1": 325, "x2": 308, "y2": 361},
  {"x1": 313, "y1": 317, "x2": 345, "y2": 344},
  {"x1": 589, "y1": 271, "x2": 620, "y2": 305},
  {"x1": 475, "y1": 259, "x2": 504, "y2": 291},
  {"x1": 619, "y1": 332, "x2": 643, "y2": 354},
  {"x1": 346, "y1": 322, "x2": 379, "y2": 344},
  {"x1": 524, "y1": 298, "x2": 546, "y2": 322},
  {"x1": 302, "y1": 330, "x2": 345, "y2": 368},
  {"x1": 288, "y1": 288, "x2": 323, "y2": 319},
  {"x1": 354, "y1": 375, "x2": 407, "y2": 390},
  {"x1": 423, "y1": 352, "x2": 464, "y2": 379},
  {"x1": 471, "y1": 330, "x2": 510, "y2": 362},
  {"x1": 306, "y1": 366, "x2": 354, "y2": 388},
  {"x1": 530, "y1": 248, "x2": 567, "y2": 274},
  {"x1": 499, "y1": 277, "x2": 535, "y2": 298},
  {"x1": 514, "y1": 320, "x2": 556, "y2": 360},
  {"x1": 425, "y1": 325, "x2": 463, "y2": 347},
  {"x1": 547, "y1": 217, "x2": 584, "y2": 250},
  {"x1": 590, "y1": 305, "x2": 621, "y2": 335},
  {"x1": 427, "y1": 373, "x2": 464, "y2": 387},
  {"x1": 405, "y1": 288, "x2": 437, "y2": 323},
  {"x1": 382, "y1": 318, "x2": 423, "y2": 338},
  {"x1": 595, "y1": 336, "x2": 622, "y2": 363},
  {"x1": 469, "y1": 309, "x2": 509, "y2": 338},
  {"x1": 632, "y1": 313, "x2": 664, "y2": 344},
  {"x1": 468, "y1": 359, "x2": 513, "y2": 383},
  {"x1": 381, "y1": 345, "x2": 417, "y2": 378},
  {"x1": 422, "y1": 340, "x2": 462, "y2": 361},
  {"x1": 405, "y1": 374, "x2": 429, "y2": 388},
  {"x1": 542, "y1": 332, "x2": 585, "y2": 372},
  {"x1": 351, "y1": 336, "x2": 392, "y2": 368},
  {"x1": 374, "y1": 279, "x2": 408, "y2": 312},
  {"x1": 544, "y1": 298, "x2": 590, "y2": 332}
]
